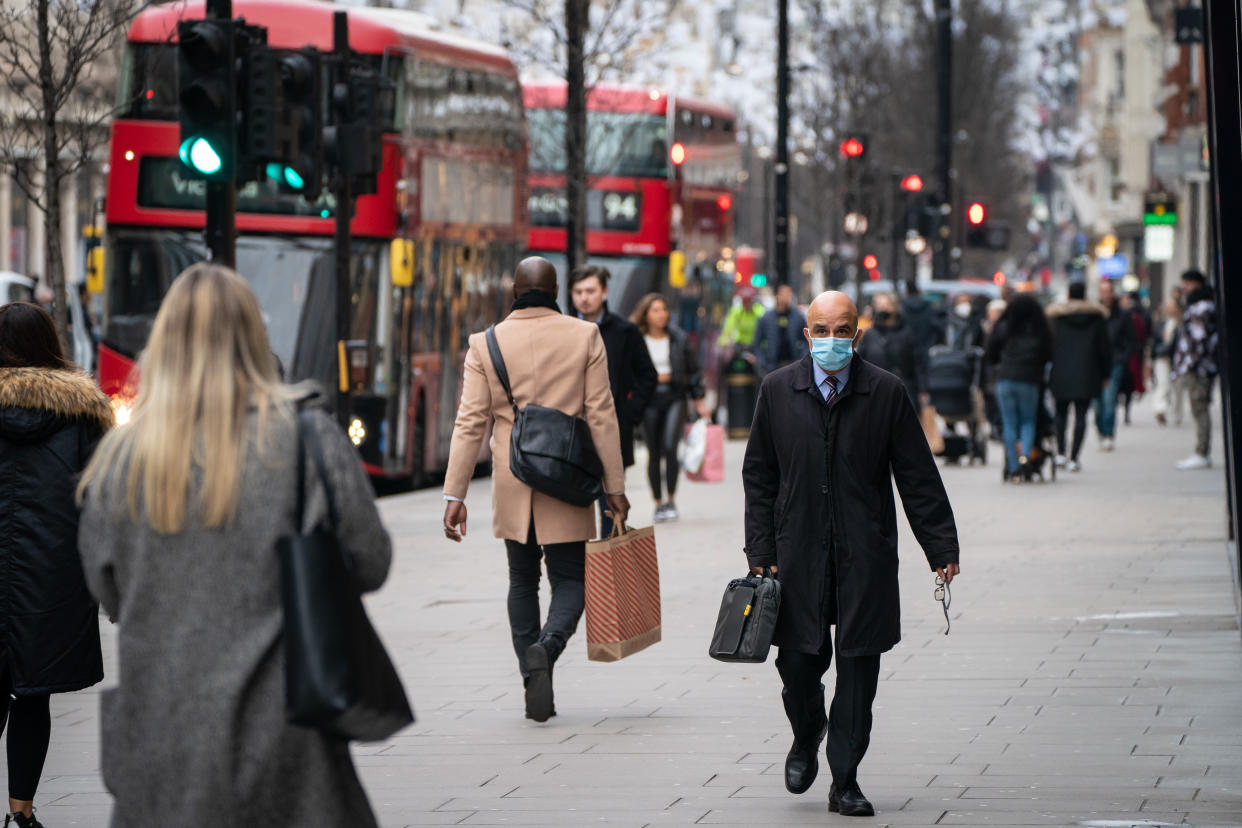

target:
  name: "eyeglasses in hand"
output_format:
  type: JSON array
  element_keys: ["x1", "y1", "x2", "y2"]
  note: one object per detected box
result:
[{"x1": 934, "y1": 575, "x2": 951, "y2": 636}]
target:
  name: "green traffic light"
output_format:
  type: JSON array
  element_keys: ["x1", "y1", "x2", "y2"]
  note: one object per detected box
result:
[
  {"x1": 265, "y1": 162, "x2": 283, "y2": 181},
  {"x1": 751, "y1": 273, "x2": 768, "y2": 288},
  {"x1": 179, "y1": 136, "x2": 223, "y2": 176},
  {"x1": 283, "y1": 167, "x2": 305, "y2": 190}
]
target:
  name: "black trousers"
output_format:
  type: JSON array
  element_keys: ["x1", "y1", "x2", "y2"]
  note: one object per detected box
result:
[
  {"x1": 1054, "y1": 397, "x2": 1091, "y2": 461},
  {"x1": 644, "y1": 385, "x2": 687, "y2": 501},
  {"x1": 775, "y1": 638, "x2": 881, "y2": 788},
  {"x1": 504, "y1": 526, "x2": 586, "y2": 679},
  {"x1": 0, "y1": 665, "x2": 51, "y2": 801}
]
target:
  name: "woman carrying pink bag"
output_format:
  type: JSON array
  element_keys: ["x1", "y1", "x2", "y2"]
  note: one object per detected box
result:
[{"x1": 631, "y1": 294, "x2": 713, "y2": 521}]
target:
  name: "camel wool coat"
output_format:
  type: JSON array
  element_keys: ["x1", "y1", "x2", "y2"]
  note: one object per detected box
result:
[{"x1": 444, "y1": 306, "x2": 626, "y2": 544}]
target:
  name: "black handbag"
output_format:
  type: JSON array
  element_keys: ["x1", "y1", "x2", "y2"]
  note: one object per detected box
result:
[
  {"x1": 708, "y1": 568, "x2": 781, "y2": 663},
  {"x1": 485, "y1": 325, "x2": 604, "y2": 507},
  {"x1": 277, "y1": 409, "x2": 414, "y2": 742}
]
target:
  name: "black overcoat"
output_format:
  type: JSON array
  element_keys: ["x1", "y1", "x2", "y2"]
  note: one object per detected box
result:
[
  {"x1": 742, "y1": 354, "x2": 960, "y2": 656},
  {"x1": 595, "y1": 306, "x2": 657, "y2": 467},
  {"x1": 0, "y1": 367, "x2": 111, "y2": 695}
]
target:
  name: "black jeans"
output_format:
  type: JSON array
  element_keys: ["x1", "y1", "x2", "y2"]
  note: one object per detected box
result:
[
  {"x1": 1055, "y1": 397, "x2": 1091, "y2": 461},
  {"x1": 505, "y1": 526, "x2": 587, "y2": 679},
  {"x1": 644, "y1": 385, "x2": 687, "y2": 501},
  {"x1": 775, "y1": 639, "x2": 881, "y2": 788},
  {"x1": 0, "y1": 665, "x2": 51, "y2": 801}
]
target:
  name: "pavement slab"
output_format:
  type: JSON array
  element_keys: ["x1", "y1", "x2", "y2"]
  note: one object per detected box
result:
[{"x1": 5, "y1": 395, "x2": 1241, "y2": 826}]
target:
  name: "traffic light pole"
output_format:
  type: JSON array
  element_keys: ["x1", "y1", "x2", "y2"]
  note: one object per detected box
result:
[
  {"x1": 774, "y1": 0, "x2": 790, "y2": 288},
  {"x1": 203, "y1": 0, "x2": 235, "y2": 267},
  {"x1": 204, "y1": 183, "x2": 236, "y2": 267},
  {"x1": 933, "y1": 0, "x2": 952, "y2": 281},
  {"x1": 332, "y1": 11, "x2": 352, "y2": 430}
]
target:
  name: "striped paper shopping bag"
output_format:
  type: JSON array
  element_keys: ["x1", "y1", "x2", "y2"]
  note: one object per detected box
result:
[{"x1": 584, "y1": 525, "x2": 661, "y2": 662}]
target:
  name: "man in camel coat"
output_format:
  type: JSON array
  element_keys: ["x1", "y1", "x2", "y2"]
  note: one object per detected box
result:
[{"x1": 443, "y1": 256, "x2": 629, "y2": 722}]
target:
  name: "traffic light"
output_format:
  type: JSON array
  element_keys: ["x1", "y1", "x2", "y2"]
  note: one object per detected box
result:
[
  {"x1": 839, "y1": 135, "x2": 866, "y2": 159},
  {"x1": 279, "y1": 49, "x2": 323, "y2": 199},
  {"x1": 900, "y1": 174, "x2": 923, "y2": 192},
  {"x1": 967, "y1": 202, "x2": 986, "y2": 225},
  {"x1": 324, "y1": 68, "x2": 387, "y2": 196},
  {"x1": 177, "y1": 19, "x2": 238, "y2": 180}
]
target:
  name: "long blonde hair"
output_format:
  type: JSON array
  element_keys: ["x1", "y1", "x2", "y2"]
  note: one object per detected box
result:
[{"x1": 79, "y1": 263, "x2": 302, "y2": 533}]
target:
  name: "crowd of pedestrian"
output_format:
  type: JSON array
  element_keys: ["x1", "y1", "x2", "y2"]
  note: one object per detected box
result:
[{"x1": 877, "y1": 267, "x2": 1219, "y2": 480}]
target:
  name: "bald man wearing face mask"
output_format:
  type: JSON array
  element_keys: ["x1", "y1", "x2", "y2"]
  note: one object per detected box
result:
[{"x1": 741, "y1": 291, "x2": 961, "y2": 816}]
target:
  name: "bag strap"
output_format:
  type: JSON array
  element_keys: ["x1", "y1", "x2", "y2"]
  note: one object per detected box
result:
[
  {"x1": 296, "y1": 408, "x2": 340, "y2": 531},
  {"x1": 485, "y1": 325, "x2": 520, "y2": 416}
]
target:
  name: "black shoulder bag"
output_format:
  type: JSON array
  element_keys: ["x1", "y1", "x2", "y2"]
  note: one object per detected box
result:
[
  {"x1": 277, "y1": 409, "x2": 414, "y2": 742},
  {"x1": 485, "y1": 325, "x2": 604, "y2": 507}
]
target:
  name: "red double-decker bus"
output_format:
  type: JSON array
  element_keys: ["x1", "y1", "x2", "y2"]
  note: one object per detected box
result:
[
  {"x1": 101, "y1": 0, "x2": 527, "y2": 484},
  {"x1": 523, "y1": 83, "x2": 742, "y2": 336}
]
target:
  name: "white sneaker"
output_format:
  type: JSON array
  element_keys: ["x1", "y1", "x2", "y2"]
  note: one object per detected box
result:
[
  {"x1": 1175, "y1": 454, "x2": 1211, "y2": 470},
  {"x1": 1054, "y1": 454, "x2": 1067, "y2": 467},
  {"x1": 1066, "y1": 460, "x2": 1082, "y2": 472},
  {"x1": 1100, "y1": 438, "x2": 1115, "y2": 452}
]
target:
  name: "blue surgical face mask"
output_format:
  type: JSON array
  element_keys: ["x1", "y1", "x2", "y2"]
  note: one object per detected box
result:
[{"x1": 809, "y1": 335, "x2": 854, "y2": 372}]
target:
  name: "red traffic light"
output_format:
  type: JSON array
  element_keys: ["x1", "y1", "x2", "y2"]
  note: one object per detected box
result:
[
  {"x1": 670, "y1": 142, "x2": 687, "y2": 165},
  {"x1": 967, "y1": 202, "x2": 986, "y2": 225},
  {"x1": 900, "y1": 174, "x2": 923, "y2": 192},
  {"x1": 992, "y1": 270, "x2": 1006, "y2": 286},
  {"x1": 868, "y1": 269, "x2": 882, "y2": 281},
  {"x1": 862, "y1": 254, "x2": 879, "y2": 270},
  {"x1": 840, "y1": 137, "x2": 865, "y2": 158},
  {"x1": 717, "y1": 193, "x2": 732, "y2": 211}
]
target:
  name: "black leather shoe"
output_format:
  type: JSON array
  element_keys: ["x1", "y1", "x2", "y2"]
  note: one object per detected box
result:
[
  {"x1": 829, "y1": 782, "x2": 875, "y2": 816},
  {"x1": 784, "y1": 721, "x2": 828, "y2": 794},
  {"x1": 524, "y1": 643, "x2": 554, "y2": 722}
]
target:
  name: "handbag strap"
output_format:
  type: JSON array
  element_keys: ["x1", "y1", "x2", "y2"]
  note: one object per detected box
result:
[
  {"x1": 485, "y1": 325, "x2": 520, "y2": 417},
  {"x1": 295, "y1": 408, "x2": 340, "y2": 531}
]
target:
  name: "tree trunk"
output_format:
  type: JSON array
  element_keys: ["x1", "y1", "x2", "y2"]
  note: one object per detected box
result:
[
  {"x1": 37, "y1": 0, "x2": 69, "y2": 348},
  {"x1": 564, "y1": 0, "x2": 588, "y2": 275}
]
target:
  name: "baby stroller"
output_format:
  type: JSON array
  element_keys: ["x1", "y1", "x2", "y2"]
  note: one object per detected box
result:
[{"x1": 926, "y1": 345, "x2": 986, "y2": 465}]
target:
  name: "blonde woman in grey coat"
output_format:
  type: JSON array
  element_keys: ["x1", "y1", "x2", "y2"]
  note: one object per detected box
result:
[{"x1": 77, "y1": 264, "x2": 392, "y2": 827}]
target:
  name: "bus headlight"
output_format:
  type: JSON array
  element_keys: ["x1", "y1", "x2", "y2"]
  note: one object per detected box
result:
[
  {"x1": 111, "y1": 397, "x2": 133, "y2": 426},
  {"x1": 348, "y1": 417, "x2": 367, "y2": 446}
]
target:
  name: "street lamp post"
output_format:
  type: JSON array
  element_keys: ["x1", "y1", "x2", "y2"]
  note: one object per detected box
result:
[{"x1": 775, "y1": 0, "x2": 790, "y2": 287}]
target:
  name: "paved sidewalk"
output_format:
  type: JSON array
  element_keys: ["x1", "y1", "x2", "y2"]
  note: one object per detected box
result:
[{"x1": 12, "y1": 395, "x2": 1242, "y2": 827}]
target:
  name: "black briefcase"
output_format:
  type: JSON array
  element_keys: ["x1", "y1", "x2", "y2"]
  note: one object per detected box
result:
[{"x1": 708, "y1": 568, "x2": 781, "y2": 663}]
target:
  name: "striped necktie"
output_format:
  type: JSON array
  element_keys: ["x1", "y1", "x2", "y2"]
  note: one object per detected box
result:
[{"x1": 823, "y1": 374, "x2": 839, "y2": 404}]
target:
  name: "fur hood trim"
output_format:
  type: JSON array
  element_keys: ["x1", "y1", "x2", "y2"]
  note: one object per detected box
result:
[
  {"x1": 0, "y1": 367, "x2": 114, "y2": 432},
  {"x1": 1046, "y1": 299, "x2": 1106, "y2": 319}
]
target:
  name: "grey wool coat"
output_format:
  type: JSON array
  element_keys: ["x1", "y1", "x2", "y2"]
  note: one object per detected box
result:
[{"x1": 78, "y1": 405, "x2": 392, "y2": 827}]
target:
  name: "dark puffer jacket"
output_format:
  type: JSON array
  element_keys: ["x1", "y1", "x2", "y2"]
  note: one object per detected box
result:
[
  {"x1": 1047, "y1": 299, "x2": 1111, "y2": 400},
  {"x1": 0, "y1": 366, "x2": 111, "y2": 695}
]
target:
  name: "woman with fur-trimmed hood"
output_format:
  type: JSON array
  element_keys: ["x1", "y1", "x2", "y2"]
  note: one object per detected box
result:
[
  {"x1": 1047, "y1": 282, "x2": 1112, "y2": 472},
  {"x1": 0, "y1": 302, "x2": 112, "y2": 828}
]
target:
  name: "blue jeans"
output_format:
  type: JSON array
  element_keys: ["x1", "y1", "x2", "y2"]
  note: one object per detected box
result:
[
  {"x1": 1093, "y1": 364, "x2": 1125, "y2": 438},
  {"x1": 995, "y1": 379, "x2": 1040, "y2": 474}
]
